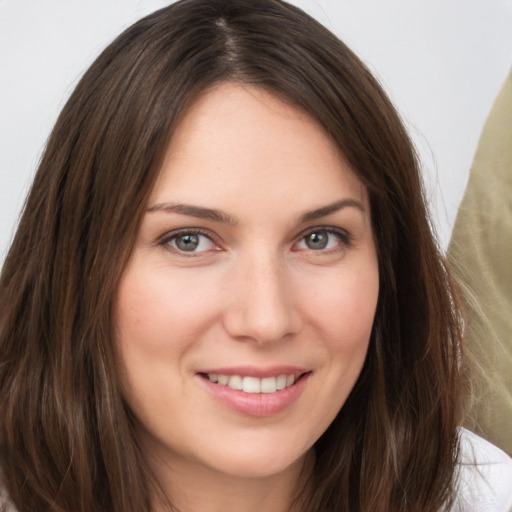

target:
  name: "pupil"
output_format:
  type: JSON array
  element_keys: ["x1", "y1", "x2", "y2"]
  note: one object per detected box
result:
[
  {"x1": 306, "y1": 232, "x2": 328, "y2": 250},
  {"x1": 177, "y1": 234, "x2": 199, "y2": 251}
]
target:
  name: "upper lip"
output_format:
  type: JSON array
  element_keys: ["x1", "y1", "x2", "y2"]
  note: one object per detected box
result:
[{"x1": 196, "y1": 365, "x2": 310, "y2": 378}]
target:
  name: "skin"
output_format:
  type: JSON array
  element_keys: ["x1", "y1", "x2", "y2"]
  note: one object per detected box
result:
[{"x1": 115, "y1": 83, "x2": 379, "y2": 512}]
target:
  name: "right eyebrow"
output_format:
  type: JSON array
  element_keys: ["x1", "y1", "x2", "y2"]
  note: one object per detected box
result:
[{"x1": 147, "y1": 202, "x2": 238, "y2": 225}]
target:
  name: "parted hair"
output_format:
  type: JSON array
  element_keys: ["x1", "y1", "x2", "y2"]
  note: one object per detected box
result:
[{"x1": 0, "y1": 1, "x2": 463, "y2": 511}]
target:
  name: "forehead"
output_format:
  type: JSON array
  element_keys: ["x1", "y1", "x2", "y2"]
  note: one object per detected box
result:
[{"x1": 150, "y1": 82, "x2": 368, "y2": 214}]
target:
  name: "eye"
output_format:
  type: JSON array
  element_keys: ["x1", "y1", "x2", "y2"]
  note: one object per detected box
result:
[
  {"x1": 160, "y1": 230, "x2": 218, "y2": 253},
  {"x1": 295, "y1": 228, "x2": 351, "y2": 252}
]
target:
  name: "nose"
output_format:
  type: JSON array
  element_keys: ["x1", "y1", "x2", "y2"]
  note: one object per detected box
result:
[{"x1": 222, "y1": 251, "x2": 301, "y2": 345}]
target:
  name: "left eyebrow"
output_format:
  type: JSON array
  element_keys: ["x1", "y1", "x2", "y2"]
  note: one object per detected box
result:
[{"x1": 299, "y1": 199, "x2": 366, "y2": 223}]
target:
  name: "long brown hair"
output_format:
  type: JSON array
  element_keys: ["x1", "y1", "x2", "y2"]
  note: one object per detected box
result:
[{"x1": 0, "y1": 1, "x2": 463, "y2": 510}]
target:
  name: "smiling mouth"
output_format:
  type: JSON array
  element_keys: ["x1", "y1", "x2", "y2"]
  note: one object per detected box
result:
[{"x1": 200, "y1": 372, "x2": 309, "y2": 394}]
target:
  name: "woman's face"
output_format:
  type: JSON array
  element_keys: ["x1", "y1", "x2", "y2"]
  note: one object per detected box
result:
[{"x1": 115, "y1": 83, "x2": 379, "y2": 481}]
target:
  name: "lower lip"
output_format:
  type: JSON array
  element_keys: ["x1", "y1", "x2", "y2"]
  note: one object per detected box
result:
[{"x1": 199, "y1": 373, "x2": 310, "y2": 417}]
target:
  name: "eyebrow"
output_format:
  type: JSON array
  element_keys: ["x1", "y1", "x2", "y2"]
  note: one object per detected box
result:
[
  {"x1": 299, "y1": 199, "x2": 366, "y2": 223},
  {"x1": 147, "y1": 198, "x2": 366, "y2": 225},
  {"x1": 147, "y1": 202, "x2": 238, "y2": 225}
]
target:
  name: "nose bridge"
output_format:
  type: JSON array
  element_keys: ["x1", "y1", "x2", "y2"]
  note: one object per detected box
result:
[{"x1": 223, "y1": 246, "x2": 298, "y2": 344}]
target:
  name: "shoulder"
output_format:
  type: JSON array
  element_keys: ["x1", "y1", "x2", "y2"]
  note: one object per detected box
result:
[
  {"x1": 450, "y1": 428, "x2": 512, "y2": 512},
  {"x1": 0, "y1": 474, "x2": 16, "y2": 512},
  {"x1": 0, "y1": 489, "x2": 17, "y2": 512}
]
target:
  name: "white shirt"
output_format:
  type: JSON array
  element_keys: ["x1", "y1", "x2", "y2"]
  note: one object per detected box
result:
[{"x1": 450, "y1": 428, "x2": 512, "y2": 511}]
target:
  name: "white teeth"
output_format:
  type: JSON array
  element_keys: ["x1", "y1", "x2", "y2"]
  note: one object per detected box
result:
[
  {"x1": 228, "y1": 375, "x2": 243, "y2": 390},
  {"x1": 243, "y1": 376, "x2": 261, "y2": 393},
  {"x1": 206, "y1": 373, "x2": 300, "y2": 393},
  {"x1": 276, "y1": 374, "x2": 287, "y2": 390},
  {"x1": 261, "y1": 377, "x2": 277, "y2": 393}
]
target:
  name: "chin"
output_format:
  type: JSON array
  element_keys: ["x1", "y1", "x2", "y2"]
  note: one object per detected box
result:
[{"x1": 206, "y1": 447, "x2": 310, "y2": 480}]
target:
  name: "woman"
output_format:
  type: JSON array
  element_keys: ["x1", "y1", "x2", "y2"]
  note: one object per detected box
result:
[{"x1": 0, "y1": 1, "x2": 510, "y2": 511}]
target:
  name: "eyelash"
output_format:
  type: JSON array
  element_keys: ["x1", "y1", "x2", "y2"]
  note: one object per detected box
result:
[
  {"x1": 158, "y1": 228, "x2": 219, "y2": 256},
  {"x1": 158, "y1": 226, "x2": 353, "y2": 255},
  {"x1": 295, "y1": 227, "x2": 353, "y2": 253}
]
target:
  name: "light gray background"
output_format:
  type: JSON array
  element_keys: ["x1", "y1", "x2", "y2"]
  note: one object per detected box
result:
[{"x1": 1, "y1": 0, "x2": 512, "y2": 266}]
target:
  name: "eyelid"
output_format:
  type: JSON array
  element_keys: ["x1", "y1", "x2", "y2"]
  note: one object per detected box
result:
[
  {"x1": 156, "y1": 225, "x2": 353, "y2": 256},
  {"x1": 158, "y1": 228, "x2": 222, "y2": 255},
  {"x1": 293, "y1": 226, "x2": 354, "y2": 251}
]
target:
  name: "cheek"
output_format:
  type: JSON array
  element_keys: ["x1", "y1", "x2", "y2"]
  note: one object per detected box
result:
[
  {"x1": 114, "y1": 263, "x2": 223, "y2": 421},
  {"x1": 302, "y1": 264, "x2": 379, "y2": 348},
  {"x1": 288, "y1": 265, "x2": 378, "y2": 442},
  {"x1": 115, "y1": 264, "x2": 221, "y2": 355}
]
